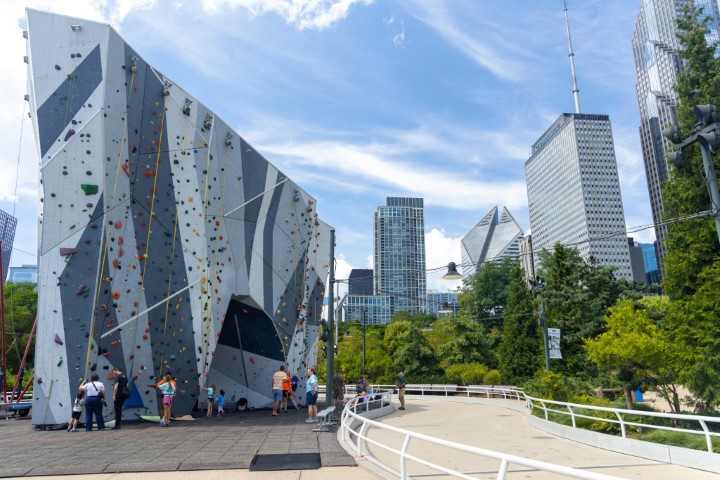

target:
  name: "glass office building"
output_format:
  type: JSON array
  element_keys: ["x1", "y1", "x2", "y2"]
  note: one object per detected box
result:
[
  {"x1": 526, "y1": 113, "x2": 633, "y2": 279},
  {"x1": 8, "y1": 265, "x2": 37, "y2": 283},
  {"x1": 426, "y1": 290, "x2": 460, "y2": 317},
  {"x1": 632, "y1": 0, "x2": 720, "y2": 274},
  {"x1": 639, "y1": 242, "x2": 661, "y2": 284},
  {"x1": 461, "y1": 206, "x2": 523, "y2": 278},
  {"x1": 346, "y1": 294, "x2": 393, "y2": 325},
  {"x1": 0, "y1": 209, "x2": 17, "y2": 281},
  {"x1": 374, "y1": 197, "x2": 426, "y2": 315}
]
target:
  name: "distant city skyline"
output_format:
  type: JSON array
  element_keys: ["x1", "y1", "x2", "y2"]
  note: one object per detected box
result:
[{"x1": 0, "y1": 1, "x2": 668, "y2": 294}]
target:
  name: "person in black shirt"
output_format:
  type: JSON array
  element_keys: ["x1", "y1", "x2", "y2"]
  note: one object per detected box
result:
[{"x1": 112, "y1": 367, "x2": 129, "y2": 429}]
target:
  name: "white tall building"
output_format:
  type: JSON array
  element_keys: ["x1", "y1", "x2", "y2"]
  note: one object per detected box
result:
[
  {"x1": 461, "y1": 206, "x2": 523, "y2": 277},
  {"x1": 525, "y1": 113, "x2": 633, "y2": 279}
]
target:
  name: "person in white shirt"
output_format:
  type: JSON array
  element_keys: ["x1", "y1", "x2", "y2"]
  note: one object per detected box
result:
[{"x1": 80, "y1": 373, "x2": 106, "y2": 431}]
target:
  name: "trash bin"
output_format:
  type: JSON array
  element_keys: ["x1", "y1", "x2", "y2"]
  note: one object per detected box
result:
[{"x1": 634, "y1": 389, "x2": 644, "y2": 402}]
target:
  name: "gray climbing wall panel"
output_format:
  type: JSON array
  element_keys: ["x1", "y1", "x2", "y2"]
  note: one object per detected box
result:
[{"x1": 26, "y1": 9, "x2": 331, "y2": 426}]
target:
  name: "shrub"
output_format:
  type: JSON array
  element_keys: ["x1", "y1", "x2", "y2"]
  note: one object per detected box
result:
[
  {"x1": 460, "y1": 363, "x2": 488, "y2": 385},
  {"x1": 484, "y1": 369, "x2": 501, "y2": 385}
]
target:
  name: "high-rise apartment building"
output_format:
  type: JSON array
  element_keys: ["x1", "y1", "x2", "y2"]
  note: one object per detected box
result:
[
  {"x1": 374, "y1": 197, "x2": 426, "y2": 315},
  {"x1": 632, "y1": 0, "x2": 720, "y2": 274},
  {"x1": 519, "y1": 234, "x2": 535, "y2": 282},
  {"x1": 426, "y1": 290, "x2": 460, "y2": 317},
  {"x1": 461, "y1": 206, "x2": 524, "y2": 278},
  {"x1": 525, "y1": 113, "x2": 633, "y2": 279}
]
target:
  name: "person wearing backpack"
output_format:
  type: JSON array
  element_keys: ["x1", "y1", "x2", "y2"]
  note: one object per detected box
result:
[{"x1": 111, "y1": 367, "x2": 129, "y2": 429}]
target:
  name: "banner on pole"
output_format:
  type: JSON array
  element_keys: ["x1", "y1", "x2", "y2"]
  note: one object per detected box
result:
[{"x1": 548, "y1": 328, "x2": 562, "y2": 359}]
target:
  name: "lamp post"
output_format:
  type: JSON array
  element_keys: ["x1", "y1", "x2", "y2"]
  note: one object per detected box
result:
[
  {"x1": 663, "y1": 104, "x2": 720, "y2": 244},
  {"x1": 325, "y1": 229, "x2": 335, "y2": 409},
  {"x1": 529, "y1": 276, "x2": 550, "y2": 372},
  {"x1": 361, "y1": 308, "x2": 367, "y2": 376}
]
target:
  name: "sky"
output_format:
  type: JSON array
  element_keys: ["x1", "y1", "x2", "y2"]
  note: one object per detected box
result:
[{"x1": 0, "y1": 0, "x2": 655, "y2": 295}]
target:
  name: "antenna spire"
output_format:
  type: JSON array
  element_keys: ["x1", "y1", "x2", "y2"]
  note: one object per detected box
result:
[{"x1": 564, "y1": 0, "x2": 581, "y2": 113}]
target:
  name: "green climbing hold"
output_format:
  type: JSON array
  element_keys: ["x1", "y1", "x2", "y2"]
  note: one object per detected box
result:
[
  {"x1": 55, "y1": 64, "x2": 61, "y2": 70},
  {"x1": 57, "y1": 358, "x2": 63, "y2": 367},
  {"x1": 81, "y1": 184, "x2": 98, "y2": 195}
]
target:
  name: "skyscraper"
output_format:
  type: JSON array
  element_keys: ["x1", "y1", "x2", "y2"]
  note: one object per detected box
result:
[
  {"x1": 374, "y1": 197, "x2": 426, "y2": 315},
  {"x1": 348, "y1": 268, "x2": 374, "y2": 295},
  {"x1": 0, "y1": 209, "x2": 17, "y2": 281},
  {"x1": 525, "y1": 113, "x2": 633, "y2": 279},
  {"x1": 632, "y1": 0, "x2": 720, "y2": 274},
  {"x1": 461, "y1": 206, "x2": 524, "y2": 277}
]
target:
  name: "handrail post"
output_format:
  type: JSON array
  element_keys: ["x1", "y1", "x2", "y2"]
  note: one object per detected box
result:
[
  {"x1": 358, "y1": 422, "x2": 367, "y2": 456},
  {"x1": 400, "y1": 435, "x2": 411, "y2": 479},
  {"x1": 567, "y1": 405, "x2": 576, "y2": 428},
  {"x1": 498, "y1": 458, "x2": 509, "y2": 479},
  {"x1": 540, "y1": 400, "x2": 549, "y2": 421},
  {"x1": 699, "y1": 420, "x2": 713, "y2": 453},
  {"x1": 614, "y1": 411, "x2": 626, "y2": 438}
]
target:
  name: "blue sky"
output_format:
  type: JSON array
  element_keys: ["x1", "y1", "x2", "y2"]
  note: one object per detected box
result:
[{"x1": 1, "y1": 0, "x2": 653, "y2": 293}]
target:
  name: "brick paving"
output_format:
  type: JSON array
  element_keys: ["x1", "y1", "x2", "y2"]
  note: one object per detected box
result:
[{"x1": 0, "y1": 405, "x2": 354, "y2": 477}]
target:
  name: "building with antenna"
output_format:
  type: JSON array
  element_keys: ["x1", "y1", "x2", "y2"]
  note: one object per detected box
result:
[
  {"x1": 632, "y1": 0, "x2": 720, "y2": 274},
  {"x1": 524, "y1": 2, "x2": 632, "y2": 279}
]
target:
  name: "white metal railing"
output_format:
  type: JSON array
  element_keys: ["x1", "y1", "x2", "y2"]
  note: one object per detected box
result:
[
  {"x1": 324, "y1": 383, "x2": 720, "y2": 454},
  {"x1": 525, "y1": 395, "x2": 720, "y2": 454},
  {"x1": 339, "y1": 394, "x2": 621, "y2": 480}
]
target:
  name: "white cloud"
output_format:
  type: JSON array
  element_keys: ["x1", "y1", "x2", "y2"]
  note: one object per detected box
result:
[
  {"x1": 397, "y1": 1, "x2": 529, "y2": 81},
  {"x1": 261, "y1": 140, "x2": 529, "y2": 211},
  {"x1": 425, "y1": 228, "x2": 462, "y2": 292},
  {"x1": 392, "y1": 20, "x2": 406, "y2": 47},
  {"x1": 200, "y1": 0, "x2": 373, "y2": 30}
]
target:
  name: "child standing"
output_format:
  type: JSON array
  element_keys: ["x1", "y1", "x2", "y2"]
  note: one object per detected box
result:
[
  {"x1": 217, "y1": 389, "x2": 225, "y2": 416},
  {"x1": 199, "y1": 383, "x2": 215, "y2": 417},
  {"x1": 67, "y1": 390, "x2": 84, "y2": 432}
]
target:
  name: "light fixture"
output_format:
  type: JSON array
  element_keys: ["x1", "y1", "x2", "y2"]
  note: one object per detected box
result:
[
  {"x1": 662, "y1": 125, "x2": 681, "y2": 144},
  {"x1": 182, "y1": 98, "x2": 192, "y2": 116},
  {"x1": 130, "y1": 55, "x2": 138, "y2": 74},
  {"x1": 442, "y1": 262, "x2": 463, "y2": 280},
  {"x1": 70, "y1": 25, "x2": 82, "y2": 32},
  {"x1": 224, "y1": 132, "x2": 233, "y2": 146},
  {"x1": 698, "y1": 127, "x2": 720, "y2": 151},
  {"x1": 203, "y1": 114, "x2": 213, "y2": 130},
  {"x1": 162, "y1": 81, "x2": 172, "y2": 97},
  {"x1": 694, "y1": 104, "x2": 717, "y2": 125}
]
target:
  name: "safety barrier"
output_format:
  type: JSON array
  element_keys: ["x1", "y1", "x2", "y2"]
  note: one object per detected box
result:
[
  {"x1": 328, "y1": 383, "x2": 720, "y2": 456},
  {"x1": 339, "y1": 393, "x2": 621, "y2": 480}
]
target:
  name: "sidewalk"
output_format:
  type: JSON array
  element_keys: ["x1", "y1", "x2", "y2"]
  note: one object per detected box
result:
[
  {"x1": 360, "y1": 396, "x2": 720, "y2": 479},
  {"x1": 0, "y1": 406, "x2": 368, "y2": 479}
]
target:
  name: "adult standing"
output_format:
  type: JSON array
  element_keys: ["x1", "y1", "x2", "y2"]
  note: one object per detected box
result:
[
  {"x1": 81, "y1": 373, "x2": 106, "y2": 431},
  {"x1": 111, "y1": 367, "x2": 129, "y2": 429},
  {"x1": 271, "y1": 365, "x2": 287, "y2": 416},
  {"x1": 332, "y1": 368, "x2": 346, "y2": 409},
  {"x1": 396, "y1": 372, "x2": 407, "y2": 410},
  {"x1": 305, "y1": 367, "x2": 319, "y2": 423}
]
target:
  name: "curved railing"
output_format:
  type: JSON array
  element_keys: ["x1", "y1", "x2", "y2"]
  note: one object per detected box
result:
[
  {"x1": 525, "y1": 395, "x2": 720, "y2": 453},
  {"x1": 339, "y1": 393, "x2": 621, "y2": 480},
  {"x1": 327, "y1": 383, "x2": 720, "y2": 454}
]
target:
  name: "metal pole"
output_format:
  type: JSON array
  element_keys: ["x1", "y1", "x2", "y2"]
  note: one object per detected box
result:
[
  {"x1": 11, "y1": 316, "x2": 36, "y2": 402},
  {"x1": 325, "y1": 229, "x2": 335, "y2": 408},
  {"x1": 0, "y1": 240, "x2": 6, "y2": 401},
  {"x1": 362, "y1": 309, "x2": 366, "y2": 376},
  {"x1": 697, "y1": 140, "x2": 720, "y2": 244},
  {"x1": 540, "y1": 297, "x2": 550, "y2": 372}
]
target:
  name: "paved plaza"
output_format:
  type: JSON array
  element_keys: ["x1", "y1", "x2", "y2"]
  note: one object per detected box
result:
[{"x1": 0, "y1": 405, "x2": 357, "y2": 478}]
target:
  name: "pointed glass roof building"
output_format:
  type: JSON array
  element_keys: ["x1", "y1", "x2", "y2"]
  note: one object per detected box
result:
[{"x1": 461, "y1": 206, "x2": 523, "y2": 277}]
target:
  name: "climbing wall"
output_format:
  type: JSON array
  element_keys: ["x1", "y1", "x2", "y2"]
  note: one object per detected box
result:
[{"x1": 25, "y1": 9, "x2": 331, "y2": 426}]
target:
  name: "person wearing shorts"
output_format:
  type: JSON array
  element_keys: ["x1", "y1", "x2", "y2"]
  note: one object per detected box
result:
[
  {"x1": 151, "y1": 371, "x2": 176, "y2": 427},
  {"x1": 305, "y1": 368, "x2": 318, "y2": 423},
  {"x1": 271, "y1": 366, "x2": 287, "y2": 416}
]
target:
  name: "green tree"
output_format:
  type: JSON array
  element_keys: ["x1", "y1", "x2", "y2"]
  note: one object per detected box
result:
[
  {"x1": 585, "y1": 298, "x2": 681, "y2": 411},
  {"x1": 497, "y1": 273, "x2": 541, "y2": 385},
  {"x1": 538, "y1": 244, "x2": 631, "y2": 378},
  {"x1": 384, "y1": 321, "x2": 439, "y2": 379},
  {"x1": 2, "y1": 282, "x2": 37, "y2": 385},
  {"x1": 661, "y1": 4, "x2": 720, "y2": 409},
  {"x1": 436, "y1": 317, "x2": 494, "y2": 368},
  {"x1": 335, "y1": 324, "x2": 393, "y2": 383}
]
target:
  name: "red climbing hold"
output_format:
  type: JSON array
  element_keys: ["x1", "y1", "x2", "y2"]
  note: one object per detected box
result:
[
  {"x1": 111, "y1": 291, "x2": 121, "y2": 300},
  {"x1": 114, "y1": 221, "x2": 123, "y2": 229}
]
